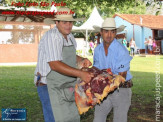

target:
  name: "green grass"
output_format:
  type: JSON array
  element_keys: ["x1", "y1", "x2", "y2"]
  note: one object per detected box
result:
[
  {"x1": 0, "y1": 55, "x2": 163, "y2": 122},
  {"x1": 0, "y1": 66, "x2": 43, "y2": 122}
]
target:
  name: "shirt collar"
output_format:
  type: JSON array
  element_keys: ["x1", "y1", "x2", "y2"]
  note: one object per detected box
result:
[{"x1": 102, "y1": 38, "x2": 116, "y2": 51}]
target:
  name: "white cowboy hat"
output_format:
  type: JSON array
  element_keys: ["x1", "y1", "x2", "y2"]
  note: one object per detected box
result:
[
  {"x1": 44, "y1": 7, "x2": 85, "y2": 24},
  {"x1": 93, "y1": 18, "x2": 125, "y2": 33}
]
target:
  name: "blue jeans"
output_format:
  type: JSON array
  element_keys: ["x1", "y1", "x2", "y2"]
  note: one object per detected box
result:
[
  {"x1": 37, "y1": 85, "x2": 55, "y2": 122},
  {"x1": 130, "y1": 47, "x2": 135, "y2": 56},
  {"x1": 148, "y1": 45, "x2": 152, "y2": 51},
  {"x1": 145, "y1": 45, "x2": 148, "y2": 54}
]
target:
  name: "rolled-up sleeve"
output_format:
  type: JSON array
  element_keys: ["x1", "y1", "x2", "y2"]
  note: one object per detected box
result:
[
  {"x1": 44, "y1": 31, "x2": 63, "y2": 62},
  {"x1": 115, "y1": 50, "x2": 132, "y2": 73}
]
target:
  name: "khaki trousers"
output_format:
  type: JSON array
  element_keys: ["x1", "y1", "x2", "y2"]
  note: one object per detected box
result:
[{"x1": 93, "y1": 88, "x2": 132, "y2": 122}]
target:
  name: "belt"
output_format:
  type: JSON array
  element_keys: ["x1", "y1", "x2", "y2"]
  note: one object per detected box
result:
[
  {"x1": 119, "y1": 80, "x2": 133, "y2": 88},
  {"x1": 36, "y1": 82, "x2": 47, "y2": 87}
]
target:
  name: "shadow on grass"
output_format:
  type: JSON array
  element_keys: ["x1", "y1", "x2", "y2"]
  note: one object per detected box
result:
[{"x1": 0, "y1": 67, "x2": 162, "y2": 122}]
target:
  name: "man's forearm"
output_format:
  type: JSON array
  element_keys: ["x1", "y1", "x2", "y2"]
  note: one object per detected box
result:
[{"x1": 48, "y1": 61, "x2": 82, "y2": 78}]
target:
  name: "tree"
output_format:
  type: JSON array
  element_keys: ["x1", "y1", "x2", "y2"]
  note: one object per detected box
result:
[
  {"x1": 54, "y1": 0, "x2": 146, "y2": 26},
  {"x1": 7, "y1": 25, "x2": 20, "y2": 44},
  {"x1": 1, "y1": 0, "x2": 162, "y2": 40},
  {"x1": 2, "y1": 0, "x2": 162, "y2": 18},
  {"x1": 144, "y1": 0, "x2": 163, "y2": 15},
  {"x1": 7, "y1": 25, "x2": 34, "y2": 44}
]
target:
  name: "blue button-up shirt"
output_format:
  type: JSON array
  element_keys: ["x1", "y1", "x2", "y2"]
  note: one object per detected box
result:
[{"x1": 93, "y1": 38, "x2": 132, "y2": 81}]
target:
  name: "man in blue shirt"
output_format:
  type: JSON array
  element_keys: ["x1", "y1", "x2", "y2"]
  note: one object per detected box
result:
[{"x1": 93, "y1": 18, "x2": 133, "y2": 122}]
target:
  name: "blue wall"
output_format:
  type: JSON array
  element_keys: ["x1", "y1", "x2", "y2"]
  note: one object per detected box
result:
[{"x1": 115, "y1": 16, "x2": 152, "y2": 49}]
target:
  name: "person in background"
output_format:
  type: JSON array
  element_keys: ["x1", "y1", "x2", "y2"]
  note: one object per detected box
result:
[
  {"x1": 129, "y1": 38, "x2": 136, "y2": 56},
  {"x1": 122, "y1": 37, "x2": 127, "y2": 48},
  {"x1": 89, "y1": 40, "x2": 95, "y2": 55},
  {"x1": 127, "y1": 45, "x2": 130, "y2": 54},
  {"x1": 144, "y1": 38, "x2": 148, "y2": 54},
  {"x1": 94, "y1": 39, "x2": 98, "y2": 48},
  {"x1": 148, "y1": 36, "x2": 153, "y2": 54},
  {"x1": 152, "y1": 38, "x2": 156, "y2": 52}
]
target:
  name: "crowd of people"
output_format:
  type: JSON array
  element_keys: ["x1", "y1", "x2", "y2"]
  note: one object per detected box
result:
[
  {"x1": 89, "y1": 34, "x2": 157, "y2": 57},
  {"x1": 89, "y1": 36, "x2": 155, "y2": 57},
  {"x1": 121, "y1": 36, "x2": 156, "y2": 56},
  {"x1": 144, "y1": 36, "x2": 156, "y2": 54}
]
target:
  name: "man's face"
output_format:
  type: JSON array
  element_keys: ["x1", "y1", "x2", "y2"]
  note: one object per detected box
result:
[
  {"x1": 100, "y1": 29, "x2": 116, "y2": 44},
  {"x1": 56, "y1": 21, "x2": 73, "y2": 37}
]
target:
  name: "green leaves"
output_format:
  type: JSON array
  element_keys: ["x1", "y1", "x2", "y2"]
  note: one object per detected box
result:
[
  {"x1": 156, "y1": 11, "x2": 160, "y2": 15},
  {"x1": 3, "y1": 0, "x2": 161, "y2": 17},
  {"x1": 78, "y1": 9, "x2": 83, "y2": 14}
]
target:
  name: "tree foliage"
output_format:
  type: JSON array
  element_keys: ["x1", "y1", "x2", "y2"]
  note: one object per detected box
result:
[
  {"x1": 1, "y1": 0, "x2": 162, "y2": 41},
  {"x1": 7, "y1": 25, "x2": 34, "y2": 44},
  {"x1": 2, "y1": 0, "x2": 161, "y2": 17},
  {"x1": 2, "y1": 0, "x2": 162, "y2": 19}
]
